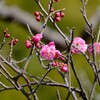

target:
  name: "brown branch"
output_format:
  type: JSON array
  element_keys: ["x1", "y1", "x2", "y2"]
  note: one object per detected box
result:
[
  {"x1": 81, "y1": 6, "x2": 100, "y2": 40},
  {"x1": 0, "y1": 80, "x2": 81, "y2": 94}
]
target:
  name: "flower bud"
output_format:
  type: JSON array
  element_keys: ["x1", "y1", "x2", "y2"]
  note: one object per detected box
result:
[{"x1": 25, "y1": 40, "x2": 32, "y2": 49}]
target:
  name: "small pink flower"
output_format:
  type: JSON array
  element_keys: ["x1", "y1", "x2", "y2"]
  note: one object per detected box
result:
[
  {"x1": 35, "y1": 43, "x2": 41, "y2": 48},
  {"x1": 34, "y1": 11, "x2": 40, "y2": 17},
  {"x1": 40, "y1": 41, "x2": 61, "y2": 60},
  {"x1": 36, "y1": 16, "x2": 41, "y2": 22},
  {"x1": 60, "y1": 12, "x2": 65, "y2": 18},
  {"x1": 50, "y1": 8, "x2": 54, "y2": 12},
  {"x1": 55, "y1": 17, "x2": 61, "y2": 22},
  {"x1": 55, "y1": 0, "x2": 60, "y2": 2},
  {"x1": 5, "y1": 33, "x2": 10, "y2": 38},
  {"x1": 25, "y1": 40, "x2": 32, "y2": 49},
  {"x1": 71, "y1": 37, "x2": 87, "y2": 54},
  {"x1": 40, "y1": 44, "x2": 56, "y2": 60},
  {"x1": 88, "y1": 43, "x2": 100, "y2": 54},
  {"x1": 32, "y1": 34, "x2": 42, "y2": 44},
  {"x1": 61, "y1": 64, "x2": 68, "y2": 72},
  {"x1": 55, "y1": 12, "x2": 60, "y2": 17}
]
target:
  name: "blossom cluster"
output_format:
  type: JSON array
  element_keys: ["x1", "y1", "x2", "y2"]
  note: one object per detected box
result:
[
  {"x1": 25, "y1": 33, "x2": 69, "y2": 72},
  {"x1": 71, "y1": 37, "x2": 100, "y2": 54},
  {"x1": 88, "y1": 43, "x2": 100, "y2": 54},
  {"x1": 25, "y1": 34, "x2": 61, "y2": 60},
  {"x1": 52, "y1": 61, "x2": 68, "y2": 72},
  {"x1": 25, "y1": 34, "x2": 100, "y2": 73},
  {"x1": 25, "y1": 34, "x2": 42, "y2": 49},
  {"x1": 3, "y1": 28, "x2": 19, "y2": 45}
]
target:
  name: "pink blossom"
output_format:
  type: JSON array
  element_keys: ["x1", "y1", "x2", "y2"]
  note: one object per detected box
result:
[
  {"x1": 71, "y1": 37, "x2": 87, "y2": 54},
  {"x1": 32, "y1": 34, "x2": 42, "y2": 43},
  {"x1": 55, "y1": 50, "x2": 61, "y2": 58},
  {"x1": 88, "y1": 43, "x2": 100, "y2": 54},
  {"x1": 61, "y1": 64, "x2": 68, "y2": 72},
  {"x1": 40, "y1": 41, "x2": 61, "y2": 60},
  {"x1": 40, "y1": 44, "x2": 55, "y2": 60},
  {"x1": 25, "y1": 40, "x2": 32, "y2": 49},
  {"x1": 48, "y1": 41, "x2": 55, "y2": 46}
]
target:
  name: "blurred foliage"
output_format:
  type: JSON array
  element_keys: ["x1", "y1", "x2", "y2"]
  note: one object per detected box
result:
[{"x1": 0, "y1": 0, "x2": 100, "y2": 100}]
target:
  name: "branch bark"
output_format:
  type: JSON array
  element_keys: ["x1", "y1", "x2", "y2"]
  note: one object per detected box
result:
[{"x1": 81, "y1": 6, "x2": 100, "y2": 41}]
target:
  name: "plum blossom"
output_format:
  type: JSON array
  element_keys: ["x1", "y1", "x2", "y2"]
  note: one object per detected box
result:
[
  {"x1": 25, "y1": 40, "x2": 32, "y2": 49},
  {"x1": 40, "y1": 44, "x2": 55, "y2": 60},
  {"x1": 88, "y1": 42, "x2": 100, "y2": 54},
  {"x1": 40, "y1": 41, "x2": 61, "y2": 60},
  {"x1": 55, "y1": 50, "x2": 61, "y2": 59},
  {"x1": 71, "y1": 37, "x2": 87, "y2": 54},
  {"x1": 32, "y1": 34, "x2": 42, "y2": 43}
]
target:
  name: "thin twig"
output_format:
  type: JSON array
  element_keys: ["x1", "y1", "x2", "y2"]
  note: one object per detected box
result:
[
  {"x1": 23, "y1": 45, "x2": 35, "y2": 71},
  {"x1": 56, "y1": 89, "x2": 61, "y2": 100},
  {"x1": 89, "y1": 77, "x2": 97, "y2": 100}
]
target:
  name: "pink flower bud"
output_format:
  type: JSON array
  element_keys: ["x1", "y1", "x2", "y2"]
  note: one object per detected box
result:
[
  {"x1": 55, "y1": 17, "x2": 61, "y2": 22},
  {"x1": 32, "y1": 34, "x2": 42, "y2": 44},
  {"x1": 25, "y1": 40, "x2": 32, "y2": 49},
  {"x1": 52, "y1": 61, "x2": 58, "y2": 66},
  {"x1": 34, "y1": 11, "x2": 40, "y2": 17},
  {"x1": 36, "y1": 16, "x2": 41, "y2": 22},
  {"x1": 48, "y1": 41, "x2": 55, "y2": 46},
  {"x1": 9, "y1": 39, "x2": 19, "y2": 45},
  {"x1": 14, "y1": 39, "x2": 19, "y2": 43},
  {"x1": 60, "y1": 12, "x2": 65, "y2": 18},
  {"x1": 35, "y1": 43, "x2": 41, "y2": 48},
  {"x1": 54, "y1": 50, "x2": 61, "y2": 59},
  {"x1": 55, "y1": 0, "x2": 60, "y2": 2},
  {"x1": 50, "y1": 8, "x2": 54, "y2": 12},
  {"x1": 52, "y1": 61, "x2": 60, "y2": 67},
  {"x1": 55, "y1": 12, "x2": 60, "y2": 17},
  {"x1": 5, "y1": 33, "x2": 10, "y2": 38},
  {"x1": 61, "y1": 64, "x2": 68, "y2": 72},
  {"x1": 60, "y1": 56, "x2": 65, "y2": 61}
]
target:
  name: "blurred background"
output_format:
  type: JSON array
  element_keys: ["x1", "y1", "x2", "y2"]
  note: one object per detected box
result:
[{"x1": 0, "y1": 0, "x2": 100, "y2": 100}]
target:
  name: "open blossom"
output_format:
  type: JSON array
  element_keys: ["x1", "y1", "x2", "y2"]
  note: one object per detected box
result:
[
  {"x1": 32, "y1": 34, "x2": 42, "y2": 44},
  {"x1": 71, "y1": 37, "x2": 87, "y2": 54},
  {"x1": 40, "y1": 44, "x2": 55, "y2": 60},
  {"x1": 88, "y1": 42, "x2": 100, "y2": 54},
  {"x1": 40, "y1": 41, "x2": 61, "y2": 60}
]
